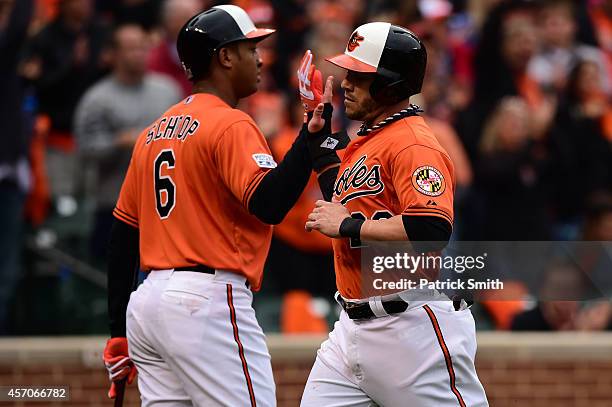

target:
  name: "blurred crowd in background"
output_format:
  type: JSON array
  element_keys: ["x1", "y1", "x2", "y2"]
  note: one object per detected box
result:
[{"x1": 1, "y1": 0, "x2": 611, "y2": 336}]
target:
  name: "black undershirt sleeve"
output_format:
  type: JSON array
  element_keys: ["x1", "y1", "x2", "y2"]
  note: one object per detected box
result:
[
  {"x1": 108, "y1": 218, "x2": 140, "y2": 338},
  {"x1": 248, "y1": 130, "x2": 311, "y2": 225},
  {"x1": 402, "y1": 215, "x2": 452, "y2": 252},
  {"x1": 317, "y1": 165, "x2": 339, "y2": 201}
]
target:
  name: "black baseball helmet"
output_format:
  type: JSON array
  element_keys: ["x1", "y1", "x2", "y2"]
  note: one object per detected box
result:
[
  {"x1": 177, "y1": 5, "x2": 275, "y2": 82},
  {"x1": 327, "y1": 22, "x2": 427, "y2": 104}
]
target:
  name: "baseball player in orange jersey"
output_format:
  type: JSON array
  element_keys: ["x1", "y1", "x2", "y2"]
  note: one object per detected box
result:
[
  {"x1": 101, "y1": 5, "x2": 346, "y2": 406},
  {"x1": 298, "y1": 23, "x2": 489, "y2": 406}
]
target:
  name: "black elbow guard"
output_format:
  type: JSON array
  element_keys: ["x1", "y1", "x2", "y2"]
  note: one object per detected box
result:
[
  {"x1": 402, "y1": 215, "x2": 452, "y2": 252},
  {"x1": 248, "y1": 183, "x2": 285, "y2": 225}
]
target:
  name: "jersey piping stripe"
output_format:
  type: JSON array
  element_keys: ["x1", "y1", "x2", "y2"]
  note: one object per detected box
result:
[
  {"x1": 113, "y1": 211, "x2": 138, "y2": 227},
  {"x1": 113, "y1": 209, "x2": 138, "y2": 228},
  {"x1": 226, "y1": 284, "x2": 257, "y2": 407},
  {"x1": 423, "y1": 305, "x2": 467, "y2": 407},
  {"x1": 243, "y1": 171, "x2": 267, "y2": 207},
  {"x1": 404, "y1": 206, "x2": 452, "y2": 217},
  {"x1": 114, "y1": 207, "x2": 138, "y2": 224},
  {"x1": 403, "y1": 209, "x2": 453, "y2": 225}
]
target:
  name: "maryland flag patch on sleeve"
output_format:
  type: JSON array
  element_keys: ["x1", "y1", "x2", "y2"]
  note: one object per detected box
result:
[{"x1": 412, "y1": 165, "x2": 446, "y2": 197}]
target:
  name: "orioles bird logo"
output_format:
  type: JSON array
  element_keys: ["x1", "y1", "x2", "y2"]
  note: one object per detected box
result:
[{"x1": 347, "y1": 31, "x2": 364, "y2": 52}]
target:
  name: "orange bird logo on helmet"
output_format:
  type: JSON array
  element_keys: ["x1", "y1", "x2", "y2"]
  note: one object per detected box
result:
[{"x1": 347, "y1": 31, "x2": 364, "y2": 52}]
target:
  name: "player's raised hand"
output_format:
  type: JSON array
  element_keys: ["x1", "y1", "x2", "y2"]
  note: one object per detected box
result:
[
  {"x1": 308, "y1": 75, "x2": 334, "y2": 133},
  {"x1": 297, "y1": 50, "x2": 323, "y2": 112},
  {"x1": 297, "y1": 52, "x2": 344, "y2": 173},
  {"x1": 305, "y1": 200, "x2": 350, "y2": 238}
]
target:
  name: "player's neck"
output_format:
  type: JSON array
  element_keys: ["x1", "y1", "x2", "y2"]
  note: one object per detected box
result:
[
  {"x1": 192, "y1": 80, "x2": 239, "y2": 107},
  {"x1": 367, "y1": 98, "x2": 412, "y2": 126}
]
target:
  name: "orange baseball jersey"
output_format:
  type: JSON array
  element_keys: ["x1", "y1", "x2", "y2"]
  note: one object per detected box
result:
[
  {"x1": 113, "y1": 94, "x2": 276, "y2": 290},
  {"x1": 332, "y1": 115, "x2": 455, "y2": 299}
]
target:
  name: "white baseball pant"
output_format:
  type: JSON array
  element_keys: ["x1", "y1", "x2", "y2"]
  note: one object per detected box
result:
[
  {"x1": 126, "y1": 269, "x2": 276, "y2": 406},
  {"x1": 301, "y1": 298, "x2": 488, "y2": 407}
]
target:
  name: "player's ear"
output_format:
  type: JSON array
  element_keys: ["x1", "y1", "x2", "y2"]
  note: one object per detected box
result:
[{"x1": 217, "y1": 45, "x2": 238, "y2": 70}]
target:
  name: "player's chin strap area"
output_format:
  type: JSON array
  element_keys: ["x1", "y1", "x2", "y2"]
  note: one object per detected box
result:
[{"x1": 357, "y1": 104, "x2": 424, "y2": 136}]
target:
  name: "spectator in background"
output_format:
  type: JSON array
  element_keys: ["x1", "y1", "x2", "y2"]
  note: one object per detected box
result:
[
  {"x1": 511, "y1": 260, "x2": 588, "y2": 331},
  {"x1": 74, "y1": 24, "x2": 181, "y2": 264},
  {"x1": 95, "y1": 0, "x2": 163, "y2": 31},
  {"x1": 457, "y1": 0, "x2": 554, "y2": 162},
  {"x1": 528, "y1": 0, "x2": 608, "y2": 96},
  {"x1": 21, "y1": 0, "x2": 110, "y2": 202},
  {"x1": 511, "y1": 256, "x2": 612, "y2": 331},
  {"x1": 415, "y1": 0, "x2": 473, "y2": 123},
  {"x1": 147, "y1": 0, "x2": 203, "y2": 97},
  {"x1": 0, "y1": 0, "x2": 34, "y2": 334},
  {"x1": 548, "y1": 59, "x2": 612, "y2": 238},
  {"x1": 242, "y1": 91, "x2": 285, "y2": 139},
  {"x1": 461, "y1": 0, "x2": 504, "y2": 33},
  {"x1": 574, "y1": 192, "x2": 612, "y2": 331},
  {"x1": 483, "y1": 192, "x2": 612, "y2": 331},
  {"x1": 477, "y1": 97, "x2": 551, "y2": 240},
  {"x1": 304, "y1": 3, "x2": 354, "y2": 85},
  {"x1": 267, "y1": 0, "x2": 315, "y2": 93},
  {"x1": 365, "y1": 0, "x2": 421, "y2": 25}
]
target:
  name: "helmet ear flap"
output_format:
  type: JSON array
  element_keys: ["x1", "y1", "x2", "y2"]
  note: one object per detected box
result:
[
  {"x1": 177, "y1": 28, "x2": 214, "y2": 82},
  {"x1": 370, "y1": 77, "x2": 412, "y2": 105},
  {"x1": 185, "y1": 48, "x2": 214, "y2": 82}
]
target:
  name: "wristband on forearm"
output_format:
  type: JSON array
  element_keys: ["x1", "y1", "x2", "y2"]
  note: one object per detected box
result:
[
  {"x1": 339, "y1": 216, "x2": 365, "y2": 239},
  {"x1": 304, "y1": 103, "x2": 349, "y2": 172}
]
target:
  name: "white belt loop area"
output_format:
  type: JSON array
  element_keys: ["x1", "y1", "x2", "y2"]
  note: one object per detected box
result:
[{"x1": 368, "y1": 296, "x2": 389, "y2": 318}]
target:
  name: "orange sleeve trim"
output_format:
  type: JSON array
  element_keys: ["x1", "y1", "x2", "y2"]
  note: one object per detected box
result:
[
  {"x1": 113, "y1": 209, "x2": 139, "y2": 228},
  {"x1": 405, "y1": 206, "x2": 452, "y2": 218},
  {"x1": 402, "y1": 208, "x2": 453, "y2": 225},
  {"x1": 242, "y1": 171, "x2": 268, "y2": 208},
  {"x1": 114, "y1": 207, "x2": 138, "y2": 223}
]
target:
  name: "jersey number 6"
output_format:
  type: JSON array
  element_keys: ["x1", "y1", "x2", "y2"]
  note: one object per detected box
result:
[{"x1": 154, "y1": 149, "x2": 176, "y2": 219}]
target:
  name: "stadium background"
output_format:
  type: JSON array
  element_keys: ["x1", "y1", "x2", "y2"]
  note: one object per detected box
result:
[{"x1": 0, "y1": 0, "x2": 611, "y2": 405}]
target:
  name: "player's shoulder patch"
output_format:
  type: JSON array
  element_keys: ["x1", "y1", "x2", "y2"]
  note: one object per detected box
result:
[
  {"x1": 412, "y1": 165, "x2": 446, "y2": 197},
  {"x1": 252, "y1": 153, "x2": 277, "y2": 169}
]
